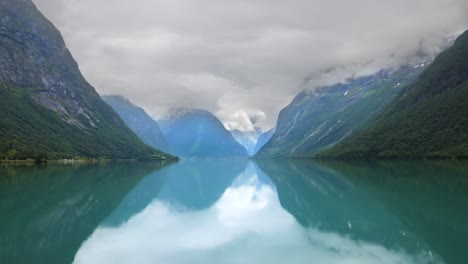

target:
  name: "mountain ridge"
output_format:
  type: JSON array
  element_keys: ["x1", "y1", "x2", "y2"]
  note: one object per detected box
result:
[
  {"x1": 159, "y1": 109, "x2": 248, "y2": 158},
  {"x1": 319, "y1": 30, "x2": 468, "y2": 159},
  {"x1": 0, "y1": 0, "x2": 172, "y2": 160},
  {"x1": 102, "y1": 95, "x2": 171, "y2": 154},
  {"x1": 230, "y1": 129, "x2": 261, "y2": 156},
  {"x1": 255, "y1": 64, "x2": 427, "y2": 158}
]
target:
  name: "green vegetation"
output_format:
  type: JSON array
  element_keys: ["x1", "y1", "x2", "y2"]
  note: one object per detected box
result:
[
  {"x1": 0, "y1": 0, "x2": 175, "y2": 161},
  {"x1": 102, "y1": 95, "x2": 170, "y2": 154},
  {"x1": 255, "y1": 65, "x2": 425, "y2": 158},
  {"x1": 0, "y1": 84, "x2": 173, "y2": 161},
  {"x1": 319, "y1": 30, "x2": 468, "y2": 160}
]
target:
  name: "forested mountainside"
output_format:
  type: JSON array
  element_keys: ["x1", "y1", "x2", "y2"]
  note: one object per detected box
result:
[
  {"x1": 0, "y1": 0, "x2": 172, "y2": 160},
  {"x1": 320, "y1": 30, "x2": 468, "y2": 159}
]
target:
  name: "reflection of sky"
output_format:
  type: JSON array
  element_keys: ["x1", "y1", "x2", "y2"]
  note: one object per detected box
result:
[{"x1": 73, "y1": 163, "x2": 441, "y2": 264}]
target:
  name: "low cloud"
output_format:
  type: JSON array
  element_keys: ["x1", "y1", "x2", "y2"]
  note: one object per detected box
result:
[{"x1": 33, "y1": 0, "x2": 468, "y2": 131}]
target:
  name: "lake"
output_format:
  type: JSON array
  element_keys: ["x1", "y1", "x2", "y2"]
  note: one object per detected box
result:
[{"x1": 1, "y1": 159, "x2": 467, "y2": 264}]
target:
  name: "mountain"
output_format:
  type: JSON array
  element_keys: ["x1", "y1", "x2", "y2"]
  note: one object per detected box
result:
[
  {"x1": 253, "y1": 128, "x2": 275, "y2": 155},
  {"x1": 0, "y1": 0, "x2": 172, "y2": 160},
  {"x1": 320, "y1": 30, "x2": 468, "y2": 159},
  {"x1": 102, "y1": 95, "x2": 170, "y2": 153},
  {"x1": 230, "y1": 129, "x2": 262, "y2": 156},
  {"x1": 158, "y1": 109, "x2": 248, "y2": 158},
  {"x1": 255, "y1": 64, "x2": 428, "y2": 158}
]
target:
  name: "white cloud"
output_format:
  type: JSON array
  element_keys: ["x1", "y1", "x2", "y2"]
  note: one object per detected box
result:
[
  {"x1": 33, "y1": 0, "x2": 468, "y2": 131},
  {"x1": 220, "y1": 109, "x2": 266, "y2": 132}
]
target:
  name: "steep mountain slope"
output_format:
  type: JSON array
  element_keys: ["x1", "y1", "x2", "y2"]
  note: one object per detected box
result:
[
  {"x1": 255, "y1": 65, "x2": 427, "y2": 158},
  {"x1": 102, "y1": 95, "x2": 170, "y2": 153},
  {"x1": 159, "y1": 109, "x2": 248, "y2": 158},
  {"x1": 230, "y1": 129, "x2": 261, "y2": 156},
  {"x1": 0, "y1": 0, "x2": 170, "y2": 160},
  {"x1": 253, "y1": 128, "x2": 275, "y2": 155},
  {"x1": 321, "y1": 30, "x2": 468, "y2": 159}
]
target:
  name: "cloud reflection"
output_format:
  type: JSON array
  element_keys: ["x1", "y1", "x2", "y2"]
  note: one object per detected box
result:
[{"x1": 73, "y1": 167, "x2": 440, "y2": 264}]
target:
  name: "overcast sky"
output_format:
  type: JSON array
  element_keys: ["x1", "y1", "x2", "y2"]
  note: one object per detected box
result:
[{"x1": 33, "y1": 0, "x2": 468, "y2": 132}]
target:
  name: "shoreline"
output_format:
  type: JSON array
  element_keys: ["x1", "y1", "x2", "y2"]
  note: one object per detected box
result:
[{"x1": 0, "y1": 158, "x2": 177, "y2": 165}]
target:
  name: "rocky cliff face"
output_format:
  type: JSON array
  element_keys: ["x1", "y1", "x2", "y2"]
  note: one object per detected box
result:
[
  {"x1": 255, "y1": 65, "x2": 427, "y2": 158},
  {"x1": 0, "y1": 0, "x2": 105, "y2": 130},
  {"x1": 320, "y1": 30, "x2": 468, "y2": 159},
  {"x1": 0, "y1": 0, "x2": 171, "y2": 160}
]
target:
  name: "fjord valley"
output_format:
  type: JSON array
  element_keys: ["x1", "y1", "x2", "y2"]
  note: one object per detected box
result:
[
  {"x1": 1, "y1": 0, "x2": 466, "y2": 162},
  {"x1": 2, "y1": 0, "x2": 468, "y2": 264}
]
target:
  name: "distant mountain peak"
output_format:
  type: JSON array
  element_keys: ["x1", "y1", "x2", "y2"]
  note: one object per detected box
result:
[
  {"x1": 161, "y1": 108, "x2": 213, "y2": 121},
  {"x1": 102, "y1": 95, "x2": 170, "y2": 154},
  {"x1": 158, "y1": 109, "x2": 248, "y2": 158},
  {"x1": 230, "y1": 129, "x2": 262, "y2": 156}
]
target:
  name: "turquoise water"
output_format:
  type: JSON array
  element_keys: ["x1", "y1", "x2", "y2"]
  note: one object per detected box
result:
[{"x1": 1, "y1": 160, "x2": 467, "y2": 264}]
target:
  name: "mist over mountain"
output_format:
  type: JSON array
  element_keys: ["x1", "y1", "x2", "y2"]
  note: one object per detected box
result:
[
  {"x1": 33, "y1": 0, "x2": 468, "y2": 131},
  {"x1": 1, "y1": 0, "x2": 467, "y2": 162},
  {"x1": 320, "y1": 30, "x2": 468, "y2": 159},
  {"x1": 2, "y1": 2, "x2": 468, "y2": 264},
  {"x1": 230, "y1": 129, "x2": 262, "y2": 156},
  {"x1": 255, "y1": 63, "x2": 429, "y2": 158},
  {"x1": 253, "y1": 129, "x2": 275, "y2": 155}
]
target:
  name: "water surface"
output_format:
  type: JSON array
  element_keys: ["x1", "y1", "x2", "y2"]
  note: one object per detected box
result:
[{"x1": 1, "y1": 159, "x2": 467, "y2": 264}]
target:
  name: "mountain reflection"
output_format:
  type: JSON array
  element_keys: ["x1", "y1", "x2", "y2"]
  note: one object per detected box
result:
[
  {"x1": 257, "y1": 160, "x2": 468, "y2": 264},
  {"x1": 102, "y1": 159, "x2": 248, "y2": 226},
  {"x1": 74, "y1": 160, "x2": 445, "y2": 264},
  {"x1": 0, "y1": 161, "x2": 168, "y2": 264}
]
